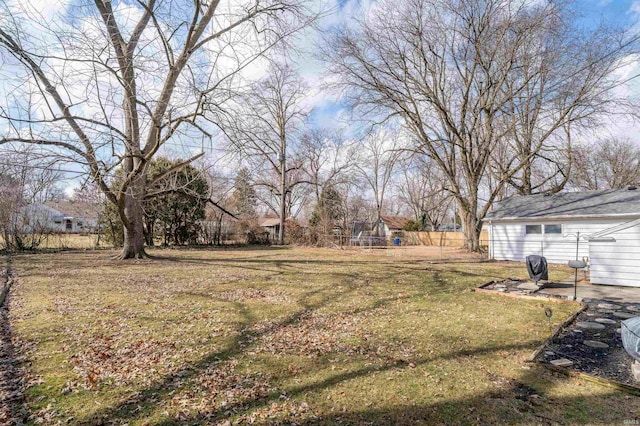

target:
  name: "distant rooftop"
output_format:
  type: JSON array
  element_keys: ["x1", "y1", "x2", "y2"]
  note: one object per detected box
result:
[
  {"x1": 259, "y1": 217, "x2": 281, "y2": 227},
  {"x1": 259, "y1": 217, "x2": 308, "y2": 227},
  {"x1": 380, "y1": 215, "x2": 412, "y2": 229},
  {"x1": 45, "y1": 200, "x2": 100, "y2": 220},
  {"x1": 484, "y1": 187, "x2": 640, "y2": 221}
]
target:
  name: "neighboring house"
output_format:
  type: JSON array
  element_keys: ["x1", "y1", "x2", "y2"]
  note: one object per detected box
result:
[
  {"x1": 45, "y1": 200, "x2": 100, "y2": 233},
  {"x1": 17, "y1": 201, "x2": 100, "y2": 233},
  {"x1": 484, "y1": 186, "x2": 640, "y2": 287},
  {"x1": 437, "y1": 223, "x2": 462, "y2": 232},
  {"x1": 259, "y1": 217, "x2": 282, "y2": 241},
  {"x1": 259, "y1": 217, "x2": 308, "y2": 242},
  {"x1": 379, "y1": 215, "x2": 412, "y2": 238},
  {"x1": 351, "y1": 216, "x2": 411, "y2": 241}
]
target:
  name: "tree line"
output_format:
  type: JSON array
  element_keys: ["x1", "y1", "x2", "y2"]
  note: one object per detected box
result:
[{"x1": 1, "y1": 0, "x2": 639, "y2": 255}]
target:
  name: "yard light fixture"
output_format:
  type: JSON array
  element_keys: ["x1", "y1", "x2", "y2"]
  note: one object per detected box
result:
[{"x1": 544, "y1": 306, "x2": 553, "y2": 335}]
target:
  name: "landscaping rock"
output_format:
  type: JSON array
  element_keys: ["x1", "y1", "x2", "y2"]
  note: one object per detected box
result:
[
  {"x1": 613, "y1": 311, "x2": 636, "y2": 320},
  {"x1": 597, "y1": 303, "x2": 621, "y2": 310},
  {"x1": 576, "y1": 321, "x2": 606, "y2": 330},
  {"x1": 550, "y1": 358, "x2": 573, "y2": 367},
  {"x1": 583, "y1": 340, "x2": 609, "y2": 349},
  {"x1": 594, "y1": 318, "x2": 617, "y2": 324},
  {"x1": 537, "y1": 299, "x2": 640, "y2": 387},
  {"x1": 517, "y1": 282, "x2": 540, "y2": 291}
]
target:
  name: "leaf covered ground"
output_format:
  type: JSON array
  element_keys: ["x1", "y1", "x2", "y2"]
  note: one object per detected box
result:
[{"x1": 4, "y1": 247, "x2": 640, "y2": 425}]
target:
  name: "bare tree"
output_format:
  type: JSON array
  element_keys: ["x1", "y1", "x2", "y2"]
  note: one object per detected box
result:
[
  {"x1": 352, "y1": 127, "x2": 403, "y2": 235},
  {"x1": 571, "y1": 138, "x2": 640, "y2": 190},
  {"x1": 298, "y1": 128, "x2": 356, "y2": 203},
  {"x1": 397, "y1": 156, "x2": 452, "y2": 231},
  {"x1": 325, "y1": 0, "x2": 638, "y2": 250},
  {"x1": 71, "y1": 182, "x2": 104, "y2": 206},
  {"x1": 219, "y1": 62, "x2": 308, "y2": 244},
  {"x1": 71, "y1": 181, "x2": 106, "y2": 245},
  {"x1": 0, "y1": 0, "x2": 312, "y2": 258},
  {"x1": 251, "y1": 157, "x2": 310, "y2": 221},
  {"x1": 202, "y1": 169, "x2": 235, "y2": 245},
  {"x1": 0, "y1": 150, "x2": 63, "y2": 250},
  {"x1": 490, "y1": 3, "x2": 629, "y2": 196},
  {"x1": 335, "y1": 180, "x2": 372, "y2": 234}
]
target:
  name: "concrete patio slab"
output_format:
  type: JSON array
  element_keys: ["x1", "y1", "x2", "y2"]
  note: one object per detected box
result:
[{"x1": 538, "y1": 282, "x2": 640, "y2": 303}]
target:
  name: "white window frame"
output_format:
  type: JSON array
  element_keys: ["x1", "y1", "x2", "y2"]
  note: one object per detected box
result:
[
  {"x1": 524, "y1": 223, "x2": 563, "y2": 235},
  {"x1": 525, "y1": 224, "x2": 542, "y2": 235},
  {"x1": 543, "y1": 224, "x2": 562, "y2": 235}
]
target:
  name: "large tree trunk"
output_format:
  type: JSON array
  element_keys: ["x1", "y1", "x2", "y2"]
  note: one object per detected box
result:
[
  {"x1": 457, "y1": 194, "x2": 483, "y2": 253},
  {"x1": 119, "y1": 174, "x2": 147, "y2": 259},
  {"x1": 460, "y1": 210, "x2": 483, "y2": 252},
  {"x1": 121, "y1": 208, "x2": 146, "y2": 258},
  {"x1": 121, "y1": 216, "x2": 146, "y2": 259}
]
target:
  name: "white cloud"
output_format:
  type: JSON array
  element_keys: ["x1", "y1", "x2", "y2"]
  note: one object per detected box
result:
[
  {"x1": 6, "y1": 0, "x2": 640, "y2": 195},
  {"x1": 15, "y1": 0, "x2": 69, "y2": 19},
  {"x1": 282, "y1": 0, "x2": 379, "y2": 123}
]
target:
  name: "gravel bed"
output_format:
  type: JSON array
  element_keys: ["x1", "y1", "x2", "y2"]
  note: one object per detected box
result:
[
  {"x1": 538, "y1": 300, "x2": 640, "y2": 385},
  {"x1": 480, "y1": 279, "x2": 640, "y2": 388}
]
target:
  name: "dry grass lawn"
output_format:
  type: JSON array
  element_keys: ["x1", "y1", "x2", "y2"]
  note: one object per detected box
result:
[
  {"x1": 0, "y1": 234, "x2": 108, "y2": 250},
  {"x1": 4, "y1": 246, "x2": 639, "y2": 425}
]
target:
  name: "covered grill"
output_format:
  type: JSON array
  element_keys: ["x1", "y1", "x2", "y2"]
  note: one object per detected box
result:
[
  {"x1": 622, "y1": 317, "x2": 640, "y2": 362},
  {"x1": 525, "y1": 255, "x2": 548, "y2": 285}
]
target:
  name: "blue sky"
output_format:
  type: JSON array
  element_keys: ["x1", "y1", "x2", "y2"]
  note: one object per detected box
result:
[
  {"x1": 572, "y1": 0, "x2": 638, "y2": 30},
  {"x1": 4, "y1": 0, "x2": 640, "y2": 194},
  {"x1": 584, "y1": 0, "x2": 637, "y2": 21},
  {"x1": 306, "y1": 0, "x2": 640, "y2": 134}
]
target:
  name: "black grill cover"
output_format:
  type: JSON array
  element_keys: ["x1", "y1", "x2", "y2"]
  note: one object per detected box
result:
[{"x1": 526, "y1": 255, "x2": 548, "y2": 282}]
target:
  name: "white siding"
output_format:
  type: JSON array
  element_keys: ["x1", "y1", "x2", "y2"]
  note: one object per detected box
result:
[
  {"x1": 488, "y1": 219, "x2": 625, "y2": 264},
  {"x1": 15, "y1": 204, "x2": 97, "y2": 233},
  {"x1": 590, "y1": 224, "x2": 640, "y2": 287},
  {"x1": 20, "y1": 204, "x2": 58, "y2": 233}
]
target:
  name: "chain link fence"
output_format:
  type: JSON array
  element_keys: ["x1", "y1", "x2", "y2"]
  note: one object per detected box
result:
[{"x1": 7, "y1": 229, "x2": 588, "y2": 267}]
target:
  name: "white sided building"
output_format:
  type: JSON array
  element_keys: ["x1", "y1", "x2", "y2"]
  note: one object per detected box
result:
[
  {"x1": 484, "y1": 187, "x2": 640, "y2": 287},
  {"x1": 16, "y1": 201, "x2": 99, "y2": 234}
]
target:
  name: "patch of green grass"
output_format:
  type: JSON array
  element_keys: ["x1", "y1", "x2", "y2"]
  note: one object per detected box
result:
[{"x1": 6, "y1": 247, "x2": 639, "y2": 425}]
